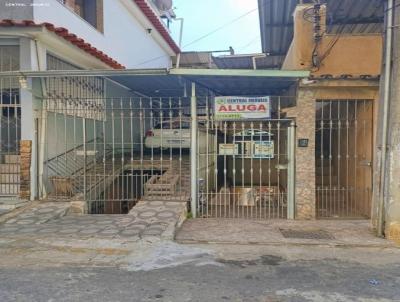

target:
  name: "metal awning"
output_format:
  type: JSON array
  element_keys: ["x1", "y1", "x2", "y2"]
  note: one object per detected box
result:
[{"x1": 0, "y1": 68, "x2": 309, "y2": 97}]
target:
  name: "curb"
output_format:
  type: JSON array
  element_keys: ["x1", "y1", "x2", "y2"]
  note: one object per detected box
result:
[{"x1": 175, "y1": 239, "x2": 398, "y2": 249}]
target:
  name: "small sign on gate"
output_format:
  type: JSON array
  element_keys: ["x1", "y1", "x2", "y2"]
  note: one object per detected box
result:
[
  {"x1": 219, "y1": 143, "x2": 239, "y2": 155},
  {"x1": 214, "y1": 96, "x2": 271, "y2": 120},
  {"x1": 253, "y1": 141, "x2": 274, "y2": 159}
]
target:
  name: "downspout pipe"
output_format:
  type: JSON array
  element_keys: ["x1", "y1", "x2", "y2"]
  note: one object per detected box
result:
[
  {"x1": 377, "y1": 0, "x2": 394, "y2": 237},
  {"x1": 190, "y1": 82, "x2": 197, "y2": 218},
  {"x1": 34, "y1": 39, "x2": 49, "y2": 199}
]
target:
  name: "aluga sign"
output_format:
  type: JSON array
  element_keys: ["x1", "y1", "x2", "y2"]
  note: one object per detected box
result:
[{"x1": 214, "y1": 96, "x2": 271, "y2": 120}]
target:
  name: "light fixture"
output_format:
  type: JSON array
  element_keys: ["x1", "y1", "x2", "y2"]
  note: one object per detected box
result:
[{"x1": 19, "y1": 77, "x2": 28, "y2": 89}]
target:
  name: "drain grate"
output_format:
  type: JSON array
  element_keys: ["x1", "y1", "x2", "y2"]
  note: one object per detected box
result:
[{"x1": 279, "y1": 228, "x2": 335, "y2": 240}]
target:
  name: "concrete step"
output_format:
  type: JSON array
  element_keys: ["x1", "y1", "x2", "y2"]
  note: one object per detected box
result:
[
  {"x1": 0, "y1": 164, "x2": 20, "y2": 173},
  {"x1": 0, "y1": 173, "x2": 20, "y2": 183},
  {"x1": 0, "y1": 184, "x2": 19, "y2": 195},
  {"x1": 4, "y1": 154, "x2": 20, "y2": 164},
  {"x1": 0, "y1": 198, "x2": 26, "y2": 210}
]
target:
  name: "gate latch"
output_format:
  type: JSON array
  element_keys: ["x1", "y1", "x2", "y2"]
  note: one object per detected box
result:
[{"x1": 359, "y1": 160, "x2": 372, "y2": 167}]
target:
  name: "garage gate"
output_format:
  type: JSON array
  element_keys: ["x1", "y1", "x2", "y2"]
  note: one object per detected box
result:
[
  {"x1": 195, "y1": 96, "x2": 296, "y2": 219},
  {"x1": 40, "y1": 79, "x2": 296, "y2": 219},
  {"x1": 196, "y1": 112, "x2": 295, "y2": 218},
  {"x1": 41, "y1": 94, "x2": 192, "y2": 214}
]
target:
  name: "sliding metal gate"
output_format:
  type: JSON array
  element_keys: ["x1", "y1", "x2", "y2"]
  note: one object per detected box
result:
[
  {"x1": 316, "y1": 99, "x2": 373, "y2": 218},
  {"x1": 196, "y1": 97, "x2": 296, "y2": 219}
]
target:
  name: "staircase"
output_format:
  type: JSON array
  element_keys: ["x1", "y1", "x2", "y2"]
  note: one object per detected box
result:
[
  {"x1": 0, "y1": 154, "x2": 20, "y2": 197},
  {"x1": 143, "y1": 158, "x2": 191, "y2": 202},
  {"x1": 46, "y1": 138, "x2": 114, "y2": 199}
]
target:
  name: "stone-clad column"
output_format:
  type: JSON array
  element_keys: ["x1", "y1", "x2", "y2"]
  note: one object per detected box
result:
[
  {"x1": 19, "y1": 140, "x2": 32, "y2": 200},
  {"x1": 295, "y1": 88, "x2": 316, "y2": 219}
]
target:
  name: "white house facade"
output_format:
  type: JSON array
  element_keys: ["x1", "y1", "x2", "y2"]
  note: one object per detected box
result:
[{"x1": 0, "y1": 0, "x2": 180, "y2": 199}]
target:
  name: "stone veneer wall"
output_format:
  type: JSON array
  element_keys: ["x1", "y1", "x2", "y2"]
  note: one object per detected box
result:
[
  {"x1": 295, "y1": 88, "x2": 316, "y2": 219},
  {"x1": 19, "y1": 140, "x2": 32, "y2": 200}
]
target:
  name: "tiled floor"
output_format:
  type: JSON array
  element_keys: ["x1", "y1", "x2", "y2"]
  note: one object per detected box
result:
[{"x1": 0, "y1": 200, "x2": 187, "y2": 241}]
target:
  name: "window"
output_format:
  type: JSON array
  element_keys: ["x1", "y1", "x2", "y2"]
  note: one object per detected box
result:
[
  {"x1": 154, "y1": 121, "x2": 191, "y2": 129},
  {"x1": 64, "y1": 0, "x2": 104, "y2": 32},
  {"x1": 0, "y1": 45, "x2": 19, "y2": 72},
  {"x1": 47, "y1": 54, "x2": 81, "y2": 70},
  {"x1": 1, "y1": 90, "x2": 20, "y2": 118}
]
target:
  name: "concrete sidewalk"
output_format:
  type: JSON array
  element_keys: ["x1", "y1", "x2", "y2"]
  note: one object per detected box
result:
[
  {"x1": 0, "y1": 200, "x2": 187, "y2": 242},
  {"x1": 176, "y1": 219, "x2": 397, "y2": 248}
]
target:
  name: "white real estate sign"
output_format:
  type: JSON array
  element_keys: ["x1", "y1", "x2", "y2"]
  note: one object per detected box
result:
[
  {"x1": 219, "y1": 143, "x2": 239, "y2": 155},
  {"x1": 214, "y1": 96, "x2": 271, "y2": 120}
]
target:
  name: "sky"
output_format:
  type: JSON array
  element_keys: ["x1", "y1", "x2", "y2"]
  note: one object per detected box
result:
[{"x1": 168, "y1": 0, "x2": 261, "y2": 55}]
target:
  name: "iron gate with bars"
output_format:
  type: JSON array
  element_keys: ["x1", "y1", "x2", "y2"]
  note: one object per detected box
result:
[
  {"x1": 41, "y1": 92, "x2": 191, "y2": 214},
  {"x1": 0, "y1": 45, "x2": 21, "y2": 196},
  {"x1": 196, "y1": 97, "x2": 296, "y2": 219},
  {"x1": 315, "y1": 99, "x2": 373, "y2": 218},
  {"x1": 39, "y1": 83, "x2": 296, "y2": 220}
]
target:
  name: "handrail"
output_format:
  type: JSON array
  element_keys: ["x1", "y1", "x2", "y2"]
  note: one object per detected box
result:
[
  {"x1": 45, "y1": 137, "x2": 100, "y2": 164},
  {"x1": 46, "y1": 136, "x2": 113, "y2": 177}
]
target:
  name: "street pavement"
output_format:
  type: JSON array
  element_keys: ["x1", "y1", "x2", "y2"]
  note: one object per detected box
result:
[
  {"x1": 0, "y1": 241, "x2": 399, "y2": 302},
  {"x1": 0, "y1": 202, "x2": 399, "y2": 301}
]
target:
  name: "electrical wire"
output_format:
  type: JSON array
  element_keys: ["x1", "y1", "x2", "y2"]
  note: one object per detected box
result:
[
  {"x1": 237, "y1": 35, "x2": 261, "y2": 52},
  {"x1": 182, "y1": 7, "x2": 258, "y2": 48},
  {"x1": 131, "y1": 54, "x2": 170, "y2": 68},
  {"x1": 317, "y1": 20, "x2": 348, "y2": 66},
  {"x1": 131, "y1": 7, "x2": 259, "y2": 67}
]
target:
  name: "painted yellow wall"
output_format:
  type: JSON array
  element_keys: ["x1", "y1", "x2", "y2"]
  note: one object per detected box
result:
[{"x1": 282, "y1": 4, "x2": 383, "y2": 77}]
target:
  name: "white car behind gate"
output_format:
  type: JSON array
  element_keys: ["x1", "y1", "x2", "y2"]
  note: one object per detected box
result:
[{"x1": 145, "y1": 118, "x2": 209, "y2": 149}]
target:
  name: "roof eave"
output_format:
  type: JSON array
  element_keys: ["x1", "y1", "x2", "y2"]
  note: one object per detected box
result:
[{"x1": 170, "y1": 68, "x2": 310, "y2": 78}]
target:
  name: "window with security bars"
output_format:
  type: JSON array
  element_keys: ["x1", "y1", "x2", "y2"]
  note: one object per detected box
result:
[{"x1": 0, "y1": 45, "x2": 21, "y2": 155}]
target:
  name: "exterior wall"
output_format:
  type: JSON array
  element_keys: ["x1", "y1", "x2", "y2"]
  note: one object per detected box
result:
[
  {"x1": 384, "y1": 33, "x2": 400, "y2": 241},
  {"x1": 19, "y1": 38, "x2": 44, "y2": 200},
  {"x1": 282, "y1": 4, "x2": 382, "y2": 78},
  {"x1": 284, "y1": 87, "x2": 316, "y2": 219},
  {"x1": 294, "y1": 88, "x2": 316, "y2": 219},
  {"x1": 33, "y1": 0, "x2": 173, "y2": 68}
]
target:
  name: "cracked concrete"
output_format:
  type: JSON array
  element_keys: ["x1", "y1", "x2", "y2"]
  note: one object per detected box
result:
[
  {"x1": 0, "y1": 239, "x2": 400, "y2": 301},
  {"x1": 0, "y1": 201, "x2": 399, "y2": 301}
]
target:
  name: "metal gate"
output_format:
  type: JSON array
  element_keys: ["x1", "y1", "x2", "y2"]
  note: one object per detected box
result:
[
  {"x1": 196, "y1": 97, "x2": 296, "y2": 219},
  {"x1": 40, "y1": 78, "x2": 191, "y2": 214},
  {"x1": 316, "y1": 99, "x2": 373, "y2": 218},
  {"x1": 39, "y1": 82, "x2": 296, "y2": 219},
  {"x1": 0, "y1": 45, "x2": 21, "y2": 196}
]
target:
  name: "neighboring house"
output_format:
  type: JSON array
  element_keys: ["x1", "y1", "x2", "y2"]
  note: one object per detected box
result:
[
  {"x1": 257, "y1": 0, "x2": 384, "y2": 227},
  {"x1": 0, "y1": 0, "x2": 180, "y2": 198}
]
